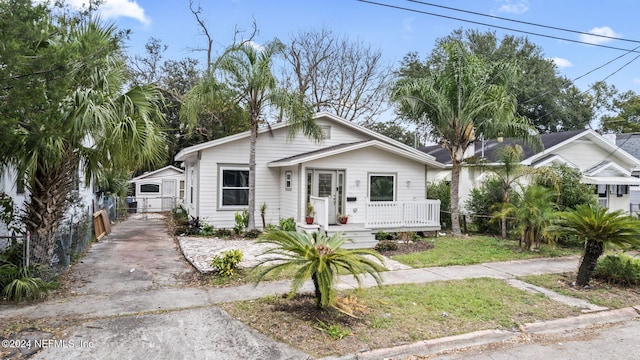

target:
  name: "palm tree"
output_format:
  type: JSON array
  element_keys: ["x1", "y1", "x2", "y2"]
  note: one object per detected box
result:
[
  {"x1": 392, "y1": 41, "x2": 539, "y2": 236},
  {"x1": 1, "y1": 20, "x2": 166, "y2": 265},
  {"x1": 182, "y1": 40, "x2": 323, "y2": 230},
  {"x1": 514, "y1": 185, "x2": 557, "y2": 250},
  {"x1": 548, "y1": 204, "x2": 640, "y2": 286},
  {"x1": 254, "y1": 230, "x2": 386, "y2": 309}
]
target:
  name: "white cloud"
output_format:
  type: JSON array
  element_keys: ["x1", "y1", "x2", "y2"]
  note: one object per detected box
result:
[
  {"x1": 579, "y1": 26, "x2": 620, "y2": 45},
  {"x1": 46, "y1": 0, "x2": 151, "y2": 25},
  {"x1": 548, "y1": 57, "x2": 573, "y2": 68},
  {"x1": 496, "y1": 0, "x2": 529, "y2": 15}
]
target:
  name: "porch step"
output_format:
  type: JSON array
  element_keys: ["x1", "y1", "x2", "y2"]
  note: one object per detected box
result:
[{"x1": 327, "y1": 229, "x2": 378, "y2": 249}]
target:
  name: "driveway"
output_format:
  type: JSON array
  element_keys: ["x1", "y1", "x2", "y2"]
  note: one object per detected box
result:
[{"x1": 1, "y1": 213, "x2": 308, "y2": 360}]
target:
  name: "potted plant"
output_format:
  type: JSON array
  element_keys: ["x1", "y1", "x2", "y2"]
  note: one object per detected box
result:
[
  {"x1": 305, "y1": 202, "x2": 315, "y2": 224},
  {"x1": 337, "y1": 214, "x2": 349, "y2": 224}
]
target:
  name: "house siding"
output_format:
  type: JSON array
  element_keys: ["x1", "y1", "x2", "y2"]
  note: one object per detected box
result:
[{"x1": 302, "y1": 147, "x2": 427, "y2": 225}]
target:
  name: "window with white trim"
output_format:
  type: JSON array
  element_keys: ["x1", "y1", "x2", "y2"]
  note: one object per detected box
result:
[
  {"x1": 369, "y1": 174, "x2": 395, "y2": 201},
  {"x1": 220, "y1": 167, "x2": 249, "y2": 207},
  {"x1": 140, "y1": 183, "x2": 160, "y2": 193}
]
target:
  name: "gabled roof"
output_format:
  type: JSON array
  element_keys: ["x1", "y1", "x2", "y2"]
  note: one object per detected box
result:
[
  {"x1": 175, "y1": 112, "x2": 443, "y2": 168},
  {"x1": 419, "y1": 129, "x2": 640, "y2": 168},
  {"x1": 616, "y1": 132, "x2": 640, "y2": 160},
  {"x1": 130, "y1": 165, "x2": 184, "y2": 183},
  {"x1": 268, "y1": 140, "x2": 441, "y2": 167}
]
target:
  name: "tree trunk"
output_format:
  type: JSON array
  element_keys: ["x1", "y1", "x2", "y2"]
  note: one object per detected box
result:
[
  {"x1": 450, "y1": 160, "x2": 462, "y2": 236},
  {"x1": 501, "y1": 216, "x2": 507, "y2": 239},
  {"x1": 311, "y1": 272, "x2": 322, "y2": 309},
  {"x1": 24, "y1": 159, "x2": 75, "y2": 266},
  {"x1": 247, "y1": 115, "x2": 258, "y2": 230},
  {"x1": 575, "y1": 239, "x2": 604, "y2": 287}
]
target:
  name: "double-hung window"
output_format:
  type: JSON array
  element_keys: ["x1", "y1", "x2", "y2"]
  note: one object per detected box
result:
[{"x1": 220, "y1": 167, "x2": 249, "y2": 208}]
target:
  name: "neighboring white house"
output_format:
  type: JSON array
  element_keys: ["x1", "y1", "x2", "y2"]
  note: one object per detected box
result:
[
  {"x1": 129, "y1": 165, "x2": 185, "y2": 213},
  {"x1": 174, "y1": 112, "x2": 444, "y2": 247},
  {"x1": 421, "y1": 129, "x2": 640, "y2": 214},
  {"x1": 0, "y1": 166, "x2": 96, "y2": 238}
]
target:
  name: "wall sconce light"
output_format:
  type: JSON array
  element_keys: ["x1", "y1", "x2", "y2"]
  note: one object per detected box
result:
[
  {"x1": 355, "y1": 179, "x2": 360, "y2": 187},
  {"x1": 406, "y1": 180, "x2": 411, "y2": 188}
]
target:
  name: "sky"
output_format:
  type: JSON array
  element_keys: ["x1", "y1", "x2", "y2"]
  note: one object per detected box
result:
[{"x1": 62, "y1": 0, "x2": 640, "y2": 96}]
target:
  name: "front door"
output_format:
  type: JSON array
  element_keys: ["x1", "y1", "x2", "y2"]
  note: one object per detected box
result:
[
  {"x1": 162, "y1": 179, "x2": 177, "y2": 211},
  {"x1": 312, "y1": 170, "x2": 344, "y2": 225}
]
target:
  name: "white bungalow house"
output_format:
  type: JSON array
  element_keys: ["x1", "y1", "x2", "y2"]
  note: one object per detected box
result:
[
  {"x1": 174, "y1": 112, "x2": 444, "y2": 248},
  {"x1": 129, "y1": 165, "x2": 185, "y2": 213},
  {"x1": 420, "y1": 129, "x2": 640, "y2": 214}
]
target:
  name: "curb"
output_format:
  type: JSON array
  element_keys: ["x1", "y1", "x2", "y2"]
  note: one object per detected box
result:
[{"x1": 325, "y1": 306, "x2": 639, "y2": 360}]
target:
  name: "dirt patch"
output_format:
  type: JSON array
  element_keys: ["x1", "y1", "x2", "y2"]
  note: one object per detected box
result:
[{"x1": 377, "y1": 240, "x2": 435, "y2": 256}]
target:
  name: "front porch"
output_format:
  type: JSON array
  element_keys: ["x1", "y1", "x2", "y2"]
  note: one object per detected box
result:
[{"x1": 308, "y1": 198, "x2": 441, "y2": 248}]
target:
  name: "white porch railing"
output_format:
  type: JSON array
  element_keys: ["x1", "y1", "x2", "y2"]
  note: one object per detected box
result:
[
  {"x1": 309, "y1": 196, "x2": 329, "y2": 230},
  {"x1": 365, "y1": 200, "x2": 441, "y2": 229}
]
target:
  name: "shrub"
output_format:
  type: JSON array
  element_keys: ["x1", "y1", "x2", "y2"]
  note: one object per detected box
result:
[
  {"x1": 186, "y1": 216, "x2": 202, "y2": 235},
  {"x1": 0, "y1": 264, "x2": 52, "y2": 302},
  {"x1": 593, "y1": 254, "x2": 640, "y2": 286},
  {"x1": 200, "y1": 222, "x2": 215, "y2": 237},
  {"x1": 215, "y1": 228, "x2": 233, "y2": 238},
  {"x1": 427, "y1": 180, "x2": 451, "y2": 230},
  {"x1": 234, "y1": 210, "x2": 249, "y2": 234},
  {"x1": 375, "y1": 231, "x2": 391, "y2": 241},
  {"x1": 465, "y1": 178, "x2": 509, "y2": 235},
  {"x1": 243, "y1": 229, "x2": 262, "y2": 239},
  {"x1": 374, "y1": 240, "x2": 398, "y2": 252},
  {"x1": 210, "y1": 249, "x2": 244, "y2": 277},
  {"x1": 279, "y1": 217, "x2": 296, "y2": 231}
]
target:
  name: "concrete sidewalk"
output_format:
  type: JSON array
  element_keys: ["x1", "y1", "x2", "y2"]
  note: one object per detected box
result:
[{"x1": 1, "y1": 257, "x2": 582, "y2": 321}]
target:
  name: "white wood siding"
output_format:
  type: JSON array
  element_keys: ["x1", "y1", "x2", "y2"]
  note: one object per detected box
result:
[
  {"x1": 555, "y1": 139, "x2": 636, "y2": 170},
  {"x1": 302, "y1": 147, "x2": 427, "y2": 225}
]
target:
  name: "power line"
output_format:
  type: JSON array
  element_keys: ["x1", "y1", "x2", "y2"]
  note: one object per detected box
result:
[
  {"x1": 356, "y1": 0, "x2": 640, "y2": 54},
  {"x1": 406, "y1": 0, "x2": 640, "y2": 45}
]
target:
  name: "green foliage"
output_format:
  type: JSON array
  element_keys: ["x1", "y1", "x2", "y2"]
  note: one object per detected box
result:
[
  {"x1": 306, "y1": 202, "x2": 315, "y2": 217},
  {"x1": 0, "y1": 192, "x2": 17, "y2": 230},
  {"x1": 234, "y1": 210, "x2": 249, "y2": 234},
  {"x1": 243, "y1": 229, "x2": 262, "y2": 239},
  {"x1": 200, "y1": 223, "x2": 215, "y2": 237},
  {"x1": 548, "y1": 204, "x2": 640, "y2": 286},
  {"x1": 215, "y1": 228, "x2": 234, "y2": 238},
  {"x1": 536, "y1": 164, "x2": 597, "y2": 212},
  {"x1": 210, "y1": 249, "x2": 244, "y2": 277},
  {"x1": 515, "y1": 185, "x2": 557, "y2": 250},
  {"x1": 0, "y1": 264, "x2": 51, "y2": 302},
  {"x1": 314, "y1": 319, "x2": 351, "y2": 340},
  {"x1": 374, "y1": 231, "x2": 391, "y2": 241},
  {"x1": 279, "y1": 217, "x2": 297, "y2": 231},
  {"x1": 255, "y1": 230, "x2": 386, "y2": 309},
  {"x1": 466, "y1": 178, "x2": 507, "y2": 235},
  {"x1": 427, "y1": 180, "x2": 451, "y2": 229},
  {"x1": 594, "y1": 255, "x2": 640, "y2": 286},
  {"x1": 374, "y1": 240, "x2": 398, "y2": 252}
]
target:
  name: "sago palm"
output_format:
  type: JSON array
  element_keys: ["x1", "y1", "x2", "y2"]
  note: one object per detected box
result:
[
  {"x1": 254, "y1": 230, "x2": 386, "y2": 309},
  {"x1": 392, "y1": 40, "x2": 539, "y2": 236},
  {"x1": 548, "y1": 204, "x2": 640, "y2": 286}
]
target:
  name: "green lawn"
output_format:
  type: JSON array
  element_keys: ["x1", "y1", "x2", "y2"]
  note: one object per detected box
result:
[
  {"x1": 219, "y1": 277, "x2": 581, "y2": 357},
  {"x1": 392, "y1": 236, "x2": 581, "y2": 268}
]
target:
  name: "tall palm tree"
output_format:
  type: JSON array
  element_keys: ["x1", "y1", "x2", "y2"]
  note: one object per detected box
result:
[
  {"x1": 254, "y1": 230, "x2": 385, "y2": 309},
  {"x1": 392, "y1": 41, "x2": 539, "y2": 236},
  {"x1": 548, "y1": 204, "x2": 640, "y2": 287},
  {"x1": 182, "y1": 40, "x2": 323, "y2": 229},
  {"x1": 1, "y1": 20, "x2": 166, "y2": 265}
]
